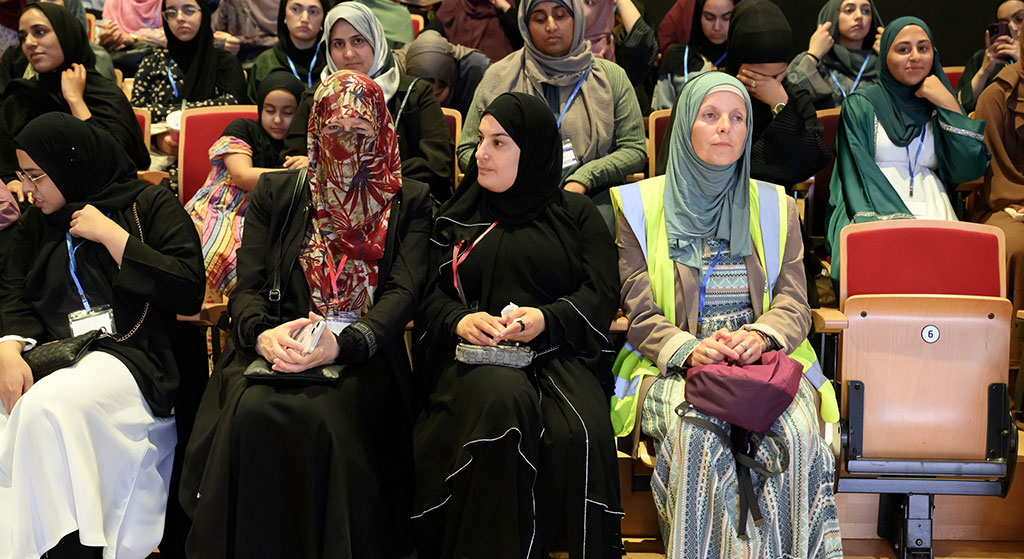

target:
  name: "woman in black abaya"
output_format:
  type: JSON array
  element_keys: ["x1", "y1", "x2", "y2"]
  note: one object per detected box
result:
[
  {"x1": 413, "y1": 91, "x2": 623, "y2": 558},
  {"x1": 1, "y1": 3, "x2": 150, "y2": 201}
]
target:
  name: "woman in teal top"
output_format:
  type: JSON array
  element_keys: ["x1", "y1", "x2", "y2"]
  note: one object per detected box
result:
[{"x1": 826, "y1": 17, "x2": 990, "y2": 286}]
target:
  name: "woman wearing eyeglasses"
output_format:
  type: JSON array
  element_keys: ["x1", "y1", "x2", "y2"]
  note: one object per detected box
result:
[
  {"x1": 132, "y1": 0, "x2": 247, "y2": 163},
  {"x1": 0, "y1": 112, "x2": 204, "y2": 559}
]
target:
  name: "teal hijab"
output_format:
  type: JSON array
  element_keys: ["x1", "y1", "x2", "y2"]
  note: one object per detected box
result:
[
  {"x1": 817, "y1": 0, "x2": 883, "y2": 82},
  {"x1": 664, "y1": 72, "x2": 753, "y2": 269},
  {"x1": 857, "y1": 16, "x2": 954, "y2": 147}
]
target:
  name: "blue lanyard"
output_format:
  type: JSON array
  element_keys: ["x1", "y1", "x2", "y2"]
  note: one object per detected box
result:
[
  {"x1": 286, "y1": 49, "x2": 318, "y2": 88},
  {"x1": 697, "y1": 244, "x2": 724, "y2": 326},
  {"x1": 66, "y1": 233, "x2": 92, "y2": 312},
  {"x1": 906, "y1": 126, "x2": 927, "y2": 197},
  {"x1": 166, "y1": 65, "x2": 179, "y2": 99},
  {"x1": 146, "y1": 7, "x2": 159, "y2": 29},
  {"x1": 556, "y1": 66, "x2": 591, "y2": 129},
  {"x1": 683, "y1": 45, "x2": 690, "y2": 84},
  {"x1": 829, "y1": 53, "x2": 872, "y2": 99},
  {"x1": 713, "y1": 51, "x2": 727, "y2": 68}
]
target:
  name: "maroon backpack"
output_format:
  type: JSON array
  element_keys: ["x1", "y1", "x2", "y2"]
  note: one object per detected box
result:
[{"x1": 675, "y1": 351, "x2": 803, "y2": 537}]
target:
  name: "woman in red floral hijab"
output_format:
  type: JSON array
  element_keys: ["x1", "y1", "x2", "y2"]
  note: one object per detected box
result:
[{"x1": 181, "y1": 69, "x2": 433, "y2": 559}]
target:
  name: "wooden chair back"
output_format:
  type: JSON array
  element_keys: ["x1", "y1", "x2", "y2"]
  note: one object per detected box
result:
[
  {"x1": 647, "y1": 109, "x2": 671, "y2": 178},
  {"x1": 807, "y1": 107, "x2": 841, "y2": 238},
  {"x1": 944, "y1": 65, "x2": 966, "y2": 89},
  {"x1": 441, "y1": 107, "x2": 462, "y2": 187},
  {"x1": 837, "y1": 220, "x2": 1010, "y2": 461},
  {"x1": 410, "y1": 14, "x2": 424, "y2": 38}
]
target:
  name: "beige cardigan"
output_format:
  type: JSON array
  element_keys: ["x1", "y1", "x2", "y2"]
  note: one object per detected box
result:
[{"x1": 616, "y1": 192, "x2": 812, "y2": 445}]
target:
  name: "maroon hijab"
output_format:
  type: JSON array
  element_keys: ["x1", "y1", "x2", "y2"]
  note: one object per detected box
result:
[{"x1": 437, "y1": 0, "x2": 514, "y2": 61}]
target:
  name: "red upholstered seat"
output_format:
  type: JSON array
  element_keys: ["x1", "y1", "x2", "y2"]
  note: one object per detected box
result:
[{"x1": 177, "y1": 106, "x2": 258, "y2": 205}]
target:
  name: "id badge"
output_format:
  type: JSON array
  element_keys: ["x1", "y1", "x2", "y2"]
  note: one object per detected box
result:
[
  {"x1": 68, "y1": 305, "x2": 116, "y2": 337},
  {"x1": 561, "y1": 139, "x2": 578, "y2": 169},
  {"x1": 325, "y1": 310, "x2": 359, "y2": 335}
]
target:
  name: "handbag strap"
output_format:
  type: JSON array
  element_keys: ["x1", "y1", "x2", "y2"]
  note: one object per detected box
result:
[
  {"x1": 269, "y1": 168, "x2": 307, "y2": 320},
  {"x1": 107, "y1": 202, "x2": 149, "y2": 343},
  {"x1": 674, "y1": 402, "x2": 790, "y2": 538}
]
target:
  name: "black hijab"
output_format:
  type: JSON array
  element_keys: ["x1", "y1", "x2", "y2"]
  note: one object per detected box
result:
[
  {"x1": 0, "y1": 4, "x2": 149, "y2": 179},
  {"x1": 725, "y1": 0, "x2": 792, "y2": 137},
  {"x1": 439, "y1": 92, "x2": 562, "y2": 231},
  {"x1": 22, "y1": 3, "x2": 95, "y2": 82},
  {"x1": 272, "y1": 0, "x2": 331, "y2": 88},
  {"x1": 688, "y1": 0, "x2": 731, "y2": 68},
  {"x1": 724, "y1": 0, "x2": 791, "y2": 77},
  {"x1": 164, "y1": 0, "x2": 247, "y2": 102},
  {"x1": 221, "y1": 70, "x2": 304, "y2": 167},
  {"x1": 15, "y1": 112, "x2": 146, "y2": 228}
]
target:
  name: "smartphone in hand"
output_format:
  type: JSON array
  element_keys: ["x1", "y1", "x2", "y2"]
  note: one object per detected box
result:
[{"x1": 293, "y1": 321, "x2": 326, "y2": 355}]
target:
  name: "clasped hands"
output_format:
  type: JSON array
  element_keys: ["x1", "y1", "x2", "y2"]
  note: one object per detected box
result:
[
  {"x1": 256, "y1": 312, "x2": 340, "y2": 372},
  {"x1": 685, "y1": 327, "x2": 769, "y2": 368},
  {"x1": 455, "y1": 307, "x2": 545, "y2": 346}
]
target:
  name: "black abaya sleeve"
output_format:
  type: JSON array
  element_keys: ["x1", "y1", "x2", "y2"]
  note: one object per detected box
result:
[
  {"x1": 747, "y1": 84, "x2": 830, "y2": 187},
  {"x1": 113, "y1": 185, "x2": 204, "y2": 316},
  {"x1": 393, "y1": 78, "x2": 455, "y2": 202},
  {"x1": 353, "y1": 180, "x2": 431, "y2": 352},
  {"x1": 535, "y1": 194, "x2": 619, "y2": 357},
  {"x1": 82, "y1": 73, "x2": 152, "y2": 171},
  {"x1": 229, "y1": 172, "x2": 282, "y2": 350},
  {"x1": 0, "y1": 209, "x2": 48, "y2": 341}
]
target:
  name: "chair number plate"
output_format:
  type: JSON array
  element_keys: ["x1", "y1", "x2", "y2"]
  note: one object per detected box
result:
[{"x1": 921, "y1": 325, "x2": 940, "y2": 344}]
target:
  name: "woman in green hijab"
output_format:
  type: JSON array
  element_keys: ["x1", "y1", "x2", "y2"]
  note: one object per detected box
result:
[
  {"x1": 826, "y1": 16, "x2": 990, "y2": 286},
  {"x1": 614, "y1": 71, "x2": 841, "y2": 558},
  {"x1": 785, "y1": 0, "x2": 884, "y2": 110}
]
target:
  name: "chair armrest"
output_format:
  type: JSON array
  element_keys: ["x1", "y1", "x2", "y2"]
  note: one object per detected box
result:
[
  {"x1": 811, "y1": 308, "x2": 848, "y2": 333},
  {"x1": 637, "y1": 437, "x2": 657, "y2": 469},
  {"x1": 177, "y1": 301, "x2": 228, "y2": 327},
  {"x1": 956, "y1": 178, "x2": 983, "y2": 193},
  {"x1": 1016, "y1": 309, "x2": 1024, "y2": 322},
  {"x1": 624, "y1": 172, "x2": 645, "y2": 184},
  {"x1": 609, "y1": 316, "x2": 628, "y2": 334},
  {"x1": 138, "y1": 170, "x2": 170, "y2": 185}
]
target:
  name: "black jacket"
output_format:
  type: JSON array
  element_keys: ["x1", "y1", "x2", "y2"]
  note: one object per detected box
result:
[{"x1": 284, "y1": 73, "x2": 454, "y2": 202}]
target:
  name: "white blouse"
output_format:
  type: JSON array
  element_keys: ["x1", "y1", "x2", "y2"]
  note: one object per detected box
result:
[{"x1": 874, "y1": 117, "x2": 958, "y2": 221}]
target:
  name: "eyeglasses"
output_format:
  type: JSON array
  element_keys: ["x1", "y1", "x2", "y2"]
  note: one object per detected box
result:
[
  {"x1": 15, "y1": 169, "x2": 47, "y2": 185},
  {"x1": 163, "y1": 5, "x2": 199, "y2": 20}
]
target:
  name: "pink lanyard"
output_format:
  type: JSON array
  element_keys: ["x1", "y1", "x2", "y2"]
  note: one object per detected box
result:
[{"x1": 451, "y1": 222, "x2": 498, "y2": 305}]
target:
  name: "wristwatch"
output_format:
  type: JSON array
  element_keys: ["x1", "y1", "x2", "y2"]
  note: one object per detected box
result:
[{"x1": 772, "y1": 102, "x2": 786, "y2": 117}]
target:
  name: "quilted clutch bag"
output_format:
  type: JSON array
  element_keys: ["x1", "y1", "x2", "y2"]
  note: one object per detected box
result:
[{"x1": 23, "y1": 329, "x2": 102, "y2": 381}]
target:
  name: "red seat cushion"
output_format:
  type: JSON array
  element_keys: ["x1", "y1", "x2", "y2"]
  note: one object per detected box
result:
[{"x1": 845, "y1": 226, "x2": 1002, "y2": 297}]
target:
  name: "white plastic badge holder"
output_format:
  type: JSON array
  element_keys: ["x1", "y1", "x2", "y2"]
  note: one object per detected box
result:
[
  {"x1": 325, "y1": 310, "x2": 359, "y2": 335},
  {"x1": 561, "y1": 139, "x2": 578, "y2": 169},
  {"x1": 68, "y1": 305, "x2": 116, "y2": 337}
]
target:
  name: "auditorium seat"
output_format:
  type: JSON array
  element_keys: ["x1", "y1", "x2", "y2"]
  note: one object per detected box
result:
[
  {"x1": 812, "y1": 219, "x2": 1017, "y2": 559},
  {"x1": 176, "y1": 105, "x2": 258, "y2": 205}
]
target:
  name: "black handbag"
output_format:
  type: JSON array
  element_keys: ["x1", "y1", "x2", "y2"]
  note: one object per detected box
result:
[
  {"x1": 20, "y1": 202, "x2": 150, "y2": 381},
  {"x1": 23, "y1": 329, "x2": 102, "y2": 381},
  {"x1": 242, "y1": 358, "x2": 344, "y2": 384}
]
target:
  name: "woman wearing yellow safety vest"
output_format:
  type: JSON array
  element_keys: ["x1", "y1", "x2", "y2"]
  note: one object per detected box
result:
[{"x1": 610, "y1": 71, "x2": 842, "y2": 558}]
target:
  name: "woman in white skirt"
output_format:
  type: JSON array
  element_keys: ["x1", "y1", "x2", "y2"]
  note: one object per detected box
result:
[{"x1": 0, "y1": 112, "x2": 204, "y2": 559}]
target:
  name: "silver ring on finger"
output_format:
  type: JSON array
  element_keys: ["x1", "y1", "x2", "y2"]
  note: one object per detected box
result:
[
  {"x1": 704, "y1": 347, "x2": 711, "y2": 357},
  {"x1": 751, "y1": 80, "x2": 757, "y2": 89},
  {"x1": 738, "y1": 342, "x2": 747, "y2": 352}
]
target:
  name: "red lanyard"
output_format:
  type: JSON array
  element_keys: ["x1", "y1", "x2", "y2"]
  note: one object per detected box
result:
[
  {"x1": 325, "y1": 250, "x2": 349, "y2": 306},
  {"x1": 451, "y1": 222, "x2": 497, "y2": 305}
]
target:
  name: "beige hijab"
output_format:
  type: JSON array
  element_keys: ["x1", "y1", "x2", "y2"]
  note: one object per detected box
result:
[{"x1": 473, "y1": 0, "x2": 614, "y2": 166}]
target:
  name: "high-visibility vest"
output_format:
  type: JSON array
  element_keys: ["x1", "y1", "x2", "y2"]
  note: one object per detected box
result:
[{"x1": 608, "y1": 177, "x2": 839, "y2": 438}]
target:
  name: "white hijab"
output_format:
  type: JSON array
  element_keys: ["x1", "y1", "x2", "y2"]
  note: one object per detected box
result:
[{"x1": 320, "y1": 2, "x2": 401, "y2": 102}]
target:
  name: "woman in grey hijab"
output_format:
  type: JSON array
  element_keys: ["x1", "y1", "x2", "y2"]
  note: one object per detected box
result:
[
  {"x1": 394, "y1": 29, "x2": 491, "y2": 116},
  {"x1": 456, "y1": 0, "x2": 646, "y2": 227}
]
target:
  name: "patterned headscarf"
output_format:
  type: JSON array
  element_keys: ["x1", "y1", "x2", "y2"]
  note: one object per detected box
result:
[{"x1": 299, "y1": 70, "x2": 403, "y2": 317}]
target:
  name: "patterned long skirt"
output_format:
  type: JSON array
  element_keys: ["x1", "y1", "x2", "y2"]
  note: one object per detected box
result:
[{"x1": 642, "y1": 374, "x2": 843, "y2": 558}]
